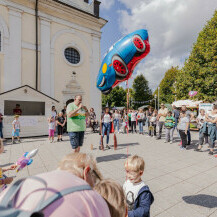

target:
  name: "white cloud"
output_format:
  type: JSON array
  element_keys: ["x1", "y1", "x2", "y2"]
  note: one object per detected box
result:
[
  {"x1": 100, "y1": 0, "x2": 115, "y2": 10},
  {"x1": 117, "y1": 0, "x2": 217, "y2": 90}
]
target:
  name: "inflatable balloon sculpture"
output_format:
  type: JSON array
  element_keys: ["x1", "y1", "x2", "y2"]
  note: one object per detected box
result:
[
  {"x1": 16, "y1": 149, "x2": 38, "y2": 172},
  {"x1": 97, "y1": 29, "x2": 150, "y2": 94},
  {"x1": 189, "y1": 91, "x2": 198, "y2": 97}
]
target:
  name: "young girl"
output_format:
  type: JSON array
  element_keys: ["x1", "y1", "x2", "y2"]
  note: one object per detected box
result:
[
  {"x1": 48, "y1": 116, "x2": 56, "y2": 143},
  {"x1": 12, "y1": 115, "x2": 21, "y2": 144},
  {"x1": 57, "y1": 112, "x2": 66, "y2": 142},
  {"x1": 149, "y1": 110, "x2": 158, "y2": 137}
]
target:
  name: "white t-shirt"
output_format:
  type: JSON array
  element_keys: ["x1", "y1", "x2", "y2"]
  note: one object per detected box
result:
[
  {"x1": 114, "y1": 113, "x2": 120, "y2": 120},
  {"x1": 12, "y1": 120, "x2": 20, "y2": 130},
  {"x1": 158, "y1": 108, "x2": 168, "y2": 122},
  {"x1": 137, "y1": 113, "x2": 144, "y2": 121},
  {"x1": 102, "y1": 114, "x2": 111, "y2": 123},
  {"x1": 197, "y1": 114, "x2": 206, "y2": 128},
  {"x1": 48, "y1": 121, "x2": 56, "y2": 130},
  {"x1": 51, "y1": 111, "x2": 57, "y2": 119},
  {"x1": 131, "y1": 112, "x2": 137, "y2": 121},
  {"x1": 207, "y1": 111, "x2": 217, "y2": 124},
  {"x1": 123, "y1": 179, "x2": 146, "y2": 210}
]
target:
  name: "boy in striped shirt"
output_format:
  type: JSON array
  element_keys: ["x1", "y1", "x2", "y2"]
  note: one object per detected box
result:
[{"x1": 165, "y1": 111, "x2": 175, "y2": 143}]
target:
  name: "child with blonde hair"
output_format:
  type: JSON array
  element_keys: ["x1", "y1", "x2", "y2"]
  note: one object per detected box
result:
[
  {"x1": 123, "y1": 155, "x2": 154, "y2": 217},
  {"x1": 58, "y1": 152, "x2": 102, "y2": 187},
  {"x1": 48, "y1": 116, "x2": 55, "y2": 143},
  {"x1": 94, "y1": 179, "x2": 127, "y2": 217}
]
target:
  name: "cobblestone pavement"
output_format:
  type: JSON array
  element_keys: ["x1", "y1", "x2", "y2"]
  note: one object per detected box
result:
[{"x1": 1, "y1": 128, "x2": 217, "y2": 217}]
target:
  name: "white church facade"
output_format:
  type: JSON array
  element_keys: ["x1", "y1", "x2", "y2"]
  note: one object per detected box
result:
[{"x1": 0, "y1": 0, "x2": 106, "y2": 137}]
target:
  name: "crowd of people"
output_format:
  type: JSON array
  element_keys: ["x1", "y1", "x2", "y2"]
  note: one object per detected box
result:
[{"x1": 99, "y1": 103, "x2": 217, "y2": 154}]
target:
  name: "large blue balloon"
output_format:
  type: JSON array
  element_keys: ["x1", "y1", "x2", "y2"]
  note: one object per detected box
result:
[{"x1": 96, "y1": 29, "x2": 150, "y2": 95}]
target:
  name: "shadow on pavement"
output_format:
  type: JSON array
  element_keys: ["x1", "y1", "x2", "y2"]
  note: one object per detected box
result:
[
  {"x1": 96, "y1": 154, "x2": 130, "y2": 163},
  {"x1": 117, "y1": 143, "x2": 140, "y2": 147},
  {"x1": 183, "y1": 194, "x2": 217, "y2": 208}
]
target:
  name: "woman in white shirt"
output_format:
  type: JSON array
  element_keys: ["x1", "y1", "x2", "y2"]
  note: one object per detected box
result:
[
  {"x1": 100, "y1": 108, "x2": 113, "y2": 149},
  {"x1": 195, "y1": 109, "x2": 208, "y2": 151},
  {"x1": 205, "y1": 105, "x2": 217, "y2": 155},
  {"x1": 137, "y1": 109, "x2": 145, "y2": 134}
]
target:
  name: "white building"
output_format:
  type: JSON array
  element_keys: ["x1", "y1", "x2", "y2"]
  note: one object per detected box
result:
[{"x1": 0, "y1": 0, "x2": 107, "y2": 137}]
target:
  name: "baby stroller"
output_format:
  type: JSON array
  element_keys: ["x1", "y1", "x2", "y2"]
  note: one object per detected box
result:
[{"x1": 91, "y1": 120, "x2": 99, "y2": 133}]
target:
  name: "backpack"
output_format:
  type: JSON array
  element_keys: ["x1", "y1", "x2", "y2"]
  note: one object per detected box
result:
[{"x1": 0, "y1": 176, "x2": 91, "y2": 217}]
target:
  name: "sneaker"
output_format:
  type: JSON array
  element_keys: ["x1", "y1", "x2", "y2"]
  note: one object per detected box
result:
[
  {"x1": 170, "y1": 141, "x2": 173, "y2": 144},
  {"x1": 61, "y1": 138, "x2": 63, "y2": 141},
  {"x1": 57, "y1": 139, "x2": 60, "y2": 142},
  {"x1": 164, "y1": 141, "x2": 167, "y2": 143},
  {"x1": 208, "y1": 151, "x2": 213, "y2": 155},
  {"x1": 180, "y1": 147, "x2": 186, "y2": 150},
  {"x1": 50, "y1": 140, "x2": 52, "y2": 143},
  {"x1": 18, "y1": 139, "x2": 21, "y2": 143},
  {"x1": 106, "y1": 145, "x2": 111, "y2": 149},
  {"x1": 12, "y1": 141, "x2": 16, "y2": 144},
  {"x1": 156, "y1": 137, "x2": 161, "y2": 140}
]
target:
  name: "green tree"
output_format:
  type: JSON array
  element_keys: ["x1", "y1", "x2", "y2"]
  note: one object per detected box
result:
[
  {"x1": 176, "y1": 10, "x2": 217, "y2": 102},
  {"x1": 153, "y1": 66, "x2": 179, "y2": 104},
  {"x1": 102, "y1": 86, "x2": 127, "y2": 108},
  {"x1": 132, "y1": 74, "x2": 152, "y2": 109}
]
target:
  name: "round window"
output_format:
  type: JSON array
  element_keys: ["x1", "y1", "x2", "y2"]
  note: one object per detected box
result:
[{"x1": 64, "y1": 47, "x2": 80, "y2": 64}]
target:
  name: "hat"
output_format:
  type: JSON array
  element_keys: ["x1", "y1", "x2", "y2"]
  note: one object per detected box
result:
[
  {"x1": 14, "y1": 115, "x2": 19, "y2": 118},
  {"x1": 161, "y1": 103, "x2": 165, "y2": 106}
]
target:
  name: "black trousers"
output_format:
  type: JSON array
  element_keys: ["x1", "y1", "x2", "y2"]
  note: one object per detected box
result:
[
  {"x1": 131, "y1": 121, "x2": 137, "y2": 133},
  {"x1": 179, "y1": 130, "x2": 187, "y2": 148}
]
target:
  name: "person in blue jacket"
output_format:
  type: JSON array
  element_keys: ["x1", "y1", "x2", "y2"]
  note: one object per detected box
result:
[{"x1": 123, "y1": 155, "x2": 154, "y2": 217}]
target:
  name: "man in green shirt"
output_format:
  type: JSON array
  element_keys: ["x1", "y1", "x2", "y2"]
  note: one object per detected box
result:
[{"x1": 67, "y1": 95, "x2": 89, "y2": 152}]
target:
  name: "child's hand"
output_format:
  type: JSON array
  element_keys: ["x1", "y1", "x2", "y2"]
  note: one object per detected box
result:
[
  {"x1": 9, "y1": 165, "x2": 17, "y2": 170},
  {"x1": 4, "y1": 177, "x2": 13, "y2": 184}
]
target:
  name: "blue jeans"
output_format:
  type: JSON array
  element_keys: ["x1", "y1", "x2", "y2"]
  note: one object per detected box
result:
[
  {"x1": 68, "y1": 131, "x2": 85, "y2": 149},
  {"x1": 187, "y1": 129, "x2": 191, "y2": 145},
  {"x1": 113, "y1": 119, "x2": 119, "y2": 132},
  {"x1": 138, "y1": 121, "x2": 143, "y2": 133},
  {"x1": 101, "y1": 123, "x2": 111, "y2": 144}
]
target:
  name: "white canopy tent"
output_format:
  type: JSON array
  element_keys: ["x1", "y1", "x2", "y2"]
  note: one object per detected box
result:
[{"x1": 172, "y1": 100, "x2": 203, "y2": 108}]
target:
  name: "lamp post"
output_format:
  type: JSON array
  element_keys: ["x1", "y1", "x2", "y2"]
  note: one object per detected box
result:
[
  {"x1": 154, "y1": 94, "x2": 157, "y2": 109},
  {"x1": 158, "y1": 86, "x2": 160, "y2": 110}
]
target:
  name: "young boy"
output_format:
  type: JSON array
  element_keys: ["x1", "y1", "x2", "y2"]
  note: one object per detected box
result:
[
  {"x1": 164, "y1": 111, "x2": 175, "y2": 143},
  {"x1": 12, "y1": 115, "x2": 21, "y2": 144},
  {"x1": 177, "y1": 111, "x2": 190, "y2": 150},
  {"x1": 123, "y1": 155, "x2": 154, "y2": 217},
  {"x1": 48, "y1": 116, "x2": 55, "y2": 143}
]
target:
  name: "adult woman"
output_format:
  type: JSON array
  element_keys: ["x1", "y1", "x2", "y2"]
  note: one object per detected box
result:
[
  {"x1": 113, "y1": 110, "x2": 121, "y2": 133},
  {"x1": 100, "y1": 108, "x2": 112, "y2": 149},
  {"x1": 137, "y1": 109, "x2": 145, "y2": 134},
  {"x1": 195, "y1": 109, "x2": 208, "y2": 151},
  {"x1": 205, "y1": 105, "x2": 217, "y2": 155},
  {"x1": 147, "y1": 107, "x2": 153, "y2": 137}
]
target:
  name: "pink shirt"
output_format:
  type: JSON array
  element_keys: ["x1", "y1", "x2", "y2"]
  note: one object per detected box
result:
[{"x1": 0, "y1": 170, "x2": 111, "y2": 217}]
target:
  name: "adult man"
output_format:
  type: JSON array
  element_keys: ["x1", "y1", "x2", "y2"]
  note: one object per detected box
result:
[
  {"x1": 13, "y1": 104, "x2": 22, "y2": 115},
  {"x1": 156, "y1": 103, "x2": 168, "y2": 139},
  {"x1": 181, "y1": 105, "x2": 194, "y2": 145},
  {"x1": 67, "y1": 95, "x2": 89, "y2": 152}
]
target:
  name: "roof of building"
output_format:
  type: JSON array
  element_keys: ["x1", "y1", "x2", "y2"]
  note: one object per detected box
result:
[
  {"x1": 0, "y1": 85, "x2": 59, "y2": 103},
  {"x1": 52, "y1": 0, "x2": 107, "y2": 22}
]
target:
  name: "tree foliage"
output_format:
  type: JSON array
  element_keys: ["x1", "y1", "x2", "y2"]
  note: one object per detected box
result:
[
  {"x1": 132, "y1": 74, "x2": 152, "y2": 108},
  {"x1": 153, "y1": 66, "x2": 179, "y2": 104},
  {"x1": 102, "y1": 86, "x2": 127, "y2": 108},
  {"x1": 176, "y1": 10, "x2": 217, "y2": 102}
]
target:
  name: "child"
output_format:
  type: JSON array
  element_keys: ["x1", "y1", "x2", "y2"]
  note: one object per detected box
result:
[
  {"x1": 149, "y1": 110, "x2": 157, "y2": 137},
  {"x1": 177, "y1": 111, "x2": 190, "y2": 150},
  {"x1": 48, "y1": 116, "x2": 55, "y2": 143},
  {"x1": 164, "y1": 111, "x2": 175, "y2": 143},
  {"x1": 123, "y1": 155, "x2": 154, "y2": 217},
  {"x1": 12, "y1": 115, "x2": 21, "y2": 144},
  {"x1": 0, "y1": 140, "x2": 16, "y2": 192},
  {"x1": 57, "y1": 112, "x2": 66, "y2": 142},
  {"x1": 94, "y1": 179, "x2": 127, "y2": 217}
]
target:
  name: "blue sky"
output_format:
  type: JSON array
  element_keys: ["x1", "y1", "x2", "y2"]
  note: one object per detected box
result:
[{"x1": 99, "y1": 0, "x2": 217, "y2": 91}]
